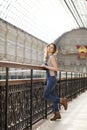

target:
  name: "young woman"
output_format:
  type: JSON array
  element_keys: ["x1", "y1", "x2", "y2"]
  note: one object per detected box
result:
[{"x1": 42, "y1": 43, "x2": 68, "y2": 121}]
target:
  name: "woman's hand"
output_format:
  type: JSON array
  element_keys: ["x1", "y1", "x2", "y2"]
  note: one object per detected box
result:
[{"x1": 42, "y1": 64, "x2": 46, "y2": 67}]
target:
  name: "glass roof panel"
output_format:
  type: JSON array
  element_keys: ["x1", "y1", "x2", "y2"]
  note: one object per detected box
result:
[{"x1": 0, "y1": 0, "x2": 87, "y2": 43}]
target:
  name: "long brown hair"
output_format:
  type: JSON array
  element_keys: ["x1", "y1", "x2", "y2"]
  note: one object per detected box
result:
[{"x1": 44, "y1": 43, "x2": 58, "y2": 62}]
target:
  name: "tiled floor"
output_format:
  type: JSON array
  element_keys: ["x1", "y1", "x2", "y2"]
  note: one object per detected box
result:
[{"x1": 33, "y1": 91, "x2": 87, "y2": 130}]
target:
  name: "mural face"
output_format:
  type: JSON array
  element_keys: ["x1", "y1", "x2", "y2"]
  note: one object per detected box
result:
[{"x1": 77, "y1": 45, "x2": 87, "y2": 59}]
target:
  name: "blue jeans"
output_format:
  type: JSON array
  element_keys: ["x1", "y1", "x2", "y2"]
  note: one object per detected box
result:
[{"x1": 43, "y1": 76, "x2": 60, "y2": 112}]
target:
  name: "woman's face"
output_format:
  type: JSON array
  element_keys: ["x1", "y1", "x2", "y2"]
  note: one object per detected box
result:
[{"x1": 47, "y1": 44, "x2": 55, "y2": 54}]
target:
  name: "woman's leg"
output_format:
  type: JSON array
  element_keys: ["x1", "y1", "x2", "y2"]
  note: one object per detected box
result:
[
  {"x1": 51, "y1": 87, "x2": 60, "y2": 112},
  {"x1": 43, "y1": 77, "x2": 60, "y2": 112},
  {"x1": 43, "y1": 77, "x2": 58, "y2": 102}
]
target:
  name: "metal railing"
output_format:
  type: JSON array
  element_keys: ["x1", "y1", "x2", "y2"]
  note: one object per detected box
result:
[{"x1": 0, "y1": 61, "x2": 87, "y2": 130}]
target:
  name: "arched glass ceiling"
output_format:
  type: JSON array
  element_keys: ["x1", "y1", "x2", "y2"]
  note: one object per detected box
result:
[{"x1": 0, "y1": 0, "x2": 86, "y2": 43}]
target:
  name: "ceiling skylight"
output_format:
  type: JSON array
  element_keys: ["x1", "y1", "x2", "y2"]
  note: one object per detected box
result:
[{"x1": 0, "y1": 0, "x2": 86, "y2": 43}]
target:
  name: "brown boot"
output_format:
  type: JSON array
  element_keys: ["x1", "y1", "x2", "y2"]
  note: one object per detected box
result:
[
  {"x1": 50, "y1": 112, "x2": 61, "y2": 121},
  {"x1": 61, "y1": 98, "x2": 68, "y2": 110}
]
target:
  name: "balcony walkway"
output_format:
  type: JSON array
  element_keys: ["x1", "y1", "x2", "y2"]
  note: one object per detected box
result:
[{"x1": 33, "y1": 90, "x2": 87, "y2": 130}]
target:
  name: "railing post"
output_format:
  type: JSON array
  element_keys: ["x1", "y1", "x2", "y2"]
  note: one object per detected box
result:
[
  {"x1": 5, "y1": 67, "x2": 9, "y2": 130},
  {"x1": 44, "y1": 100, "x2": 47, "y2": 119},
  {"x1": 83, "y1": 73, "x2": 85, "y2": 91},
  {"x1": 85, "y1": 74, "x2": 86, "y2": 90},
  {"x1": 85, "y1": 74, "x2": 87, "y2": 89},
  {"x1": 65, "y1": 72, "x2": 67, "y2": 97},
  {"x1": 30, "y1": 69, "x2": 33, "y2": 130},
  {"x1": 71, "y1": 72, "x2": 72, "y2": 100},
  {"x1": 79, "y1": 73, "x2": 80, "y2": 94},
  {"x1": 44, "y1": 79, "x2": 47, "y2": 119},
  {"x1": 59, "y1": 71, "x2": 61, "y2": 98},
  {"x1": 80, "y1": 74, "x2": 82, "y2": 92},
  {"x1": 59, "y1": 71, "x2": 61, "y2": 109}
]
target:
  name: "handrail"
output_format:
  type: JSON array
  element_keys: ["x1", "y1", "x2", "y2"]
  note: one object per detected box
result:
[
  {"x1": 0, "y1": 61, "x2": 44, "y2": 70},
  {"x1": 0, "y1": 61, "x2": 86, "y2": 75}
]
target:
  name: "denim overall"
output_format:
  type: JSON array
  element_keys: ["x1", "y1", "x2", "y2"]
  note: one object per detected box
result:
[{"x1": 43, "y1": 58, "x2": 60, "y2": 112}]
